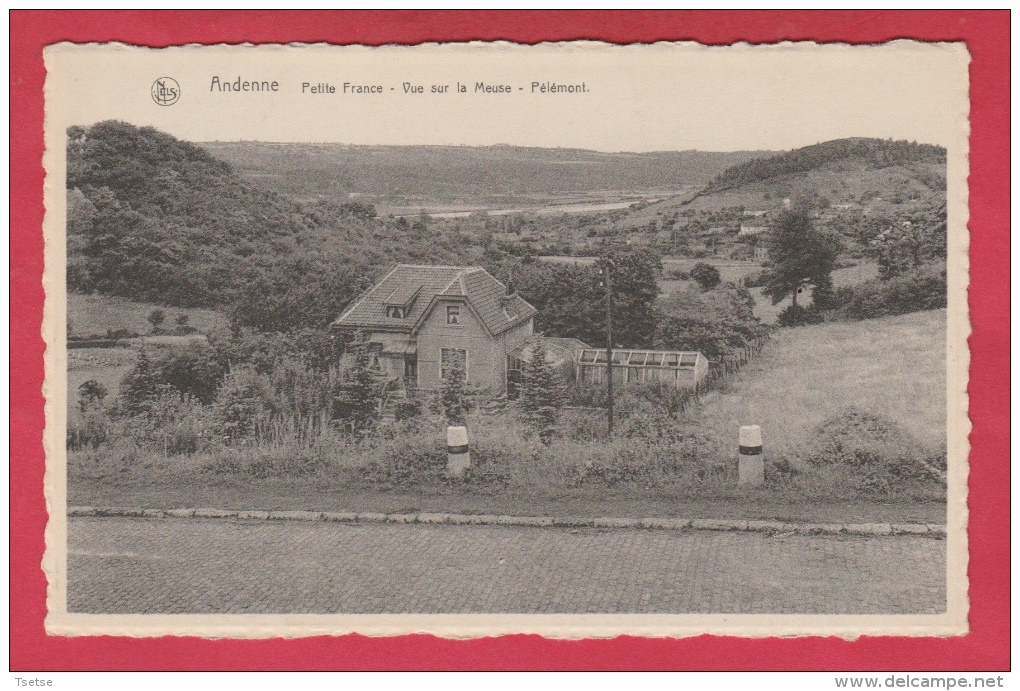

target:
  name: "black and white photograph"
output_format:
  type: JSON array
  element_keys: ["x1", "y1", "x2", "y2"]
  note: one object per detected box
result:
[{"x1": 43, "y1": 41, "x2": 969, "y2": 638}]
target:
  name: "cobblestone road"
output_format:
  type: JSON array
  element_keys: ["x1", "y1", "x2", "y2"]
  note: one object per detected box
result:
[{"x1": 68, "y1": 517, "x2": 945, "y2": 614}]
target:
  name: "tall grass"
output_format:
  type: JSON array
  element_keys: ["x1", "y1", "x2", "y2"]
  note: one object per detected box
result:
[
  {"x1": 68, "y1": 310, "x2": 948, "y2": 501},
  {"x1": 687, "y1": 309, "x2": 947, "y2": 458}
]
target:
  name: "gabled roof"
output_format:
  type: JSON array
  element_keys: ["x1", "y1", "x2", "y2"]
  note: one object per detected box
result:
[{"x1": 333, "y1": 264, "x2": 536, "y2": 336}]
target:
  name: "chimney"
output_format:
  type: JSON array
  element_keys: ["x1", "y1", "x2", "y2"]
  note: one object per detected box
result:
[{"x1": 501, "y1": 270, "x2": 516, "y2": 310}]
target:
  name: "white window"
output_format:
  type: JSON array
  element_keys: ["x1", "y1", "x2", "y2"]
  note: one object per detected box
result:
[
  {"x1": 440, "y1": 348, "x2": 468, "y2": 381},
  {"x1": 446, "y1": 305, "x2": 461, "y2": 325},
  {"x1": 386, "y1": 306, "x2": 404, "y2": 319}
]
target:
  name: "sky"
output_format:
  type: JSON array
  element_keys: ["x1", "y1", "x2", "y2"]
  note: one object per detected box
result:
[{"x1": 45, "y1": 41, "x2": 969, "y2": 153}]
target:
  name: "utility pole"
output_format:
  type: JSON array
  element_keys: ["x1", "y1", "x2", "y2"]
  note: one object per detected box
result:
[{"x1": 600, "y1": 259, "x2": 615, "y2": 436}]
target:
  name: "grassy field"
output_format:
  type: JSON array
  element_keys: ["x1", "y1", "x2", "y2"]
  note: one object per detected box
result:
[
  {"x1": 68, "y1": 293, "x2": 227, "y2": 339},
  {"x1": 689, "y1": 309, "x2": 947, "y2": 457}
]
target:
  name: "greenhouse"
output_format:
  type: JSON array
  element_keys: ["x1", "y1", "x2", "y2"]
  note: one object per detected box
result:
[{"x1": 576, "y1": 348, "x2": 709, "y2": 389}]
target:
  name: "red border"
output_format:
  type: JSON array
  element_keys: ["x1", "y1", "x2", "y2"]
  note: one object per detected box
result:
[{"x1": 10, "y1": 10, "x2": 1009, "y2": 671}]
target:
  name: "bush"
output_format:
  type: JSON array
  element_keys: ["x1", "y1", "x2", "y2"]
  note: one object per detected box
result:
[
  {"x1": 68, "y1": 399, "x2": 110, "y2": 451},
  {"x1": 118, "y1": 349, "x2": 162, "y2": 415},
  {"x1": 334, "y1": 340, "x2": 384, "y2": 435},
  {"x1": 213, "y1": 366, "x2": 274, "y2": 442},
  {"x1": 797, "y1": 407, "x2": 944, "y2": 495},
  {"x1": 655, "y1": 286, "x2": 768, "y2": 360},
  {"x1": 777, "y1": 303, "x2": 824, "y2": 327},
  {"x1": 568, "y1": 434, "x2": 713, "y2": 488},
  {"x1": 690, "y1": 262, "x2": 721, "y2": 291},
  {"x1": 832, "y1": 262, "x2": 946, "y2": 320},
  {"x1": 439, "y1": 358, "x2": 471, "y2": 426},
  {"x1": 151, "y1": 341, "x2": 227, "y2": 404},
  {"x1": 357, "y1": 429, "x2": 447, "y2": 486},
  {"x1": 147, "y1": 308, "x2": 166, "y2": 333},
  {"x1": 117, "y1": 388, "x2": 216, "y2": 456}
]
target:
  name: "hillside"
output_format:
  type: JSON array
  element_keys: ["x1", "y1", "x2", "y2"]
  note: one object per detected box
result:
[
  {"x1": 616, "y1": 138, "x2": 946, "y2": 228},
  {"x1": 689, "y1": 309, "x2": 947, "y2": 457},
  {"x1": 66, "y1": 121, "x2": 483, "y2": 324},
  {"x1": 199, "y1": 142, "x2": 771, "y2": 204}
]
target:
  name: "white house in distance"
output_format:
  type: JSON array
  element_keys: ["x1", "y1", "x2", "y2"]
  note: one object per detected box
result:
[{"x1": 739, "y1": 221, "x2": 770, "y2": 236}]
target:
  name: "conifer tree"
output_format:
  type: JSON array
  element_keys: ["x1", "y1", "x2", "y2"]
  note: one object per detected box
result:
[
  {"x1": 520, "y1": 338, "x2": 563, "y2": 444},
  {"x1": 440, "y1": 358, "x2": 470, "y2": 426},
  {"x1": 119, "y1": 348, "x2": 161, "y2": 415},
  {"x1": 336, "y1": 337, "x2": 382, "y2": 435}
]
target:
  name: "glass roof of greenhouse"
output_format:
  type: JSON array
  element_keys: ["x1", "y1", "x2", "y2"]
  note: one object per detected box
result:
[{"x1": 577, "y1": 349, "x2": 701, "y2": 368}]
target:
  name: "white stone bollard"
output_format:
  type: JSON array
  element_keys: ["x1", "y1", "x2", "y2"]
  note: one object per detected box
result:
[
  {"x1": 738, "y1": 425, "x2": 764, "y2": 488},
  {"x1": 447, "y1": 426, "x2": 470, "y2": 478}
]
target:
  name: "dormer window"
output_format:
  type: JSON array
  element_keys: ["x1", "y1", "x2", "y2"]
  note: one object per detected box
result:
[
  {"x1": 446, "y1": 305, "x2": 461, "y2": 325},
  {"x1": 386, "y1": 306, "x2": 405, "y2": 319}
]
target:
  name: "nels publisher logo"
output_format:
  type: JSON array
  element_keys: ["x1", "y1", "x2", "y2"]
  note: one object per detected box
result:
[{"x1": 151, "y1": 77, "x2": 180, "y2": 106}]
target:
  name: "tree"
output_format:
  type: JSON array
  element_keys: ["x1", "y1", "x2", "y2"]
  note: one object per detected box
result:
[
  {"x1": 119, "y1": 348, "x2": 162, "y2": 415},
  {"x1": 147, "y1": 308, "x2": 166, "y2": 333},
  {"x1": 655, "y1": 287, "x2": 767, "y2": 360},
  {"x1": 519, "y1": 339, "x2": 563, "y2": 444},
  {"x1": 761, "y1": 207, "x2": 840, "y2": 309},
  {"x1": 77, "y1": 380, "x2": 108, "y2": 415},
  {"x1": 212, "y1": 366, "x2": 272, "y2": 442},
  {"x1": 439, "y1": 357, "x2": 471, "y2": 426},
  {"x1": 335, "y1": 338, "x2": 383, "y2": 435},
  {"x1": 595, "y1": 246, "x2": 662, "y2": 348},
  {"x1": 690, "y1": 262, "x2": 721, "y2": 291},
  {"x1": 151, "y1": 341, "x2": 227, "y2": 404}
]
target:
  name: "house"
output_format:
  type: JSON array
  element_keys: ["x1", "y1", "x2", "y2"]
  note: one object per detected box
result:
[
  {"x1": 739, "y1": 222, "x2": 769, "y2": 236},
  {"x1": 331, "y1": 264, "x2": 536, "y2": 394}
]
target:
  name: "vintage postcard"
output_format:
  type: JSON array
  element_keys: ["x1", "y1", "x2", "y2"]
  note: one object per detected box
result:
[{"x1": 42, "y1": 40, "x2": 969, "y2": 639}]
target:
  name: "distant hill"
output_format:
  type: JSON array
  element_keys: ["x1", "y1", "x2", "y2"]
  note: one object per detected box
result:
[
  {"x1": 616, "y1": 137, "x2": 947, "y2": 226},
  {"x1": 702, "y1": 138, "x2": 945, "y2": 196},
  {"x1": 198, "y1": 142, "x2": 772, "y2": 203}
]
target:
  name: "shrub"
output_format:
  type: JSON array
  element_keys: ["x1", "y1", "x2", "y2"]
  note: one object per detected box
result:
[
  {"x1": 151, "y1": 341, "x2": 227, "y2": 404},
  {"x1": 777, "y1": 303, "x2": 824, "y2": 327},
  {"x1": 690, "y1": 262, "x2": 722, "y2": 291},
  {"x1": 655, "y1": 286, "x2": 769, "y2": 360},
  {"x1": 832, "y1": 262, "x2": 946, "y2": 320},
  {"x1": 77, "y1": 379, "x2": 108, "y2": 413},
  {"x1": 334, "y1": 340, "x2": 384, "y2": 434},
  {"x1": 439, "y1": 358, "x2": 471, "y2": 426},
  {"x1": 394, "y1": 398, "x2": 423, "y2": 421},
  {"x1": 118, "y1": 348, "x2": 162, "y2": 415},
  {"x1": 357, "y1": 429, "x2": 447, "y2": 486},
  {"x1": 797, "y1": 407, "x2": 944, "y2": 495},
  {"x1": 213, "y1": 366, "x2": 274, "y2": 442},
  {"x1": 117, "y1": 387, "x2": 216, "y2": 455},
  {"x1": 147, "y1": 308, "x2": 166, "y2": 333},
  {"x1": 68, "y1": 396, "x2": 110, "y2": 450}
]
